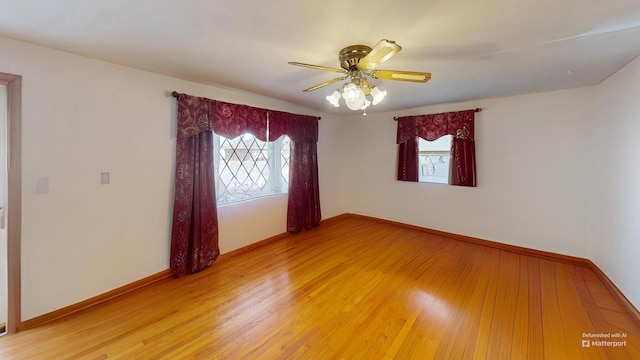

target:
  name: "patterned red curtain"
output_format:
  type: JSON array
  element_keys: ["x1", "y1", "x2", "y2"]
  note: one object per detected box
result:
[
  {"x1": 396, "y1": 109, "x2": 476, "y2": 186},
  {"x1": 171, "y1": 95, "x2": 219, "y2": 277},
  {"x1": 450, "y1": 129, "x2": 476, "y2": 186},
  {"x1": 397, "y1": 137, "x2": 418, "y2": 181},
  {"x1": 271, "y1": 111, "x2": 321, "y2": 233}
]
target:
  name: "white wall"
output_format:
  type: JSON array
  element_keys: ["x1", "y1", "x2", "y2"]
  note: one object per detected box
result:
[
  {"x1": 0, "y1": 35, "x2": 335, "y2": 320},
  {"x1": 336, "y1": 87, "x2": 594, "y2": 258},
  {"x1": 315, "y1": 113, "x2": 347, "y2": 220},
  {"x1": 589, "y1": 55, "x2": 640, "y2": 309}
]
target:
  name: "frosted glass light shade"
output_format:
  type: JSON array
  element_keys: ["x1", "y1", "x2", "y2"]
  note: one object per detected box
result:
[
  {"x1": 326, "y1": 90, "x2": 341, "y2": 107},
  {"x1": 371, "y1": 86, "x2": 387, "y2": 105},
  {"x1": 345, "y1": 95, "x2": 365, "y2": 110},
  {"x1": 342, "y1": 83, "x2": 360, "y2": 100},
  {"x1": 342, "y1": 83, "x2": 366, "y2": 110}
]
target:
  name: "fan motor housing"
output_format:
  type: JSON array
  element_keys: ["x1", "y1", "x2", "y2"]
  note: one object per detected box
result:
[{"x1": 339, "y1": 45, "x2": 372, "y2": 71}]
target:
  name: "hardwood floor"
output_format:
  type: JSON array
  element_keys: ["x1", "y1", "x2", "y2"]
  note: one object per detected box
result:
[{"x1": 1, "y1": 216, "x2": 639, "y2": 359}]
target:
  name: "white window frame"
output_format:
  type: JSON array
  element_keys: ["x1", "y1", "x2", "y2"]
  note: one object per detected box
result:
[
  {"x1": 418, "y1": 135, "x2": 452, "y2": 184},
  {"x1": 213, "y1": 133, "x2": 290, "y2": 205}
]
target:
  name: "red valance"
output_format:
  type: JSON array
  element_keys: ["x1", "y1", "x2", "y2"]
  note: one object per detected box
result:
[
  {"x1": 270, "y1": 111, "x2": 319, "y2": 142},
  {"x1": 211, "y1": 100, "x2": 269, "y2": 140},
  {"x1": 176, "y1": 94, "x2": 318, "y2": 142},
  {"x1": 396, "y1": 109, "x2": 475, "y2": 144}
]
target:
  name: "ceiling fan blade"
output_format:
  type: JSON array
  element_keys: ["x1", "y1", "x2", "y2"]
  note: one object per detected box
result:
[
  {"x1": 370, "y1": 70, "x2": 431, "y2": 83},
  {"x1": 288, "y1": 62, "x2": 346, "y2": 73},
  {"x1": 357, "y1": 39, "x2": 402, "y2": 70},
  {"x1": 303, "y1": 76, "x2": 348, "y2": 92}
]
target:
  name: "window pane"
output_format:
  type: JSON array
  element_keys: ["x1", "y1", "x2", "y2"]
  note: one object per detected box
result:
[
  {"x1": 215, "y1": 133, "x2": 289, "y2": 205},
  {"x1": 280, "y1": 136, "x2": 290, "y2": 185},
  {"x1": 419, "y1": 136, "x2": 451, "y2": 184}
]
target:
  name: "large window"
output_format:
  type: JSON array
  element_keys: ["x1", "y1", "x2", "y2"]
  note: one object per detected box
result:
[
  {"x1": 418, "y1": 135, "x2": 452, "y2": 184},
  {"x1": 214, "y1": 133, "x2": 290, "y2": 205}
]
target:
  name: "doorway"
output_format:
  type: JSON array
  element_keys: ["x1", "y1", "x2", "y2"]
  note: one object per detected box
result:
[
  {"x1": 0, "y1": 72, "x2": 21, "y2": 334},
  {"x1": 0, "y1": 84, "x2": 6, "y2": 335}
]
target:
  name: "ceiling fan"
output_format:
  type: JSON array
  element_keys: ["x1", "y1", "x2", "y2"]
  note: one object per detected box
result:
[{"x1": 289, "y1": 39, "x2": 431, "y2": 112}]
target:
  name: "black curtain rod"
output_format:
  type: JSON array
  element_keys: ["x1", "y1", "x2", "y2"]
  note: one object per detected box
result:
[
  {"x1": 393, "y1": 108, "x2": 482, "y2": 121},
  {"x1": 170, "y1": 91, "x2": 321, "y2": 120}
]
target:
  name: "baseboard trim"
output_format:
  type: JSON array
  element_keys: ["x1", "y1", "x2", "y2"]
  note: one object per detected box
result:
[
  {"x1": 343, "y1": 213, "x2": 640, "y2": 326},
  {"x1": 584, "y1": 259, "x2": 640, "y2": 327},
  {"x1": 217, "y1": 215, "x2": 350, "y2": 262},
  {"x1": 18, "y1": 269, "x2": 173, "y2": 331},
  {"x1": 346, "y1": 213, "x2": 591, "y2": 265},
  {"x1": 217, "y1": 232, "x2": 291, "y2": 262}
]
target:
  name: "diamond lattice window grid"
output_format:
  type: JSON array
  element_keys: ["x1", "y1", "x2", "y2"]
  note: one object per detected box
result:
[{"x1": 214, "y1": 133, "x2": 290, "y2": 205}]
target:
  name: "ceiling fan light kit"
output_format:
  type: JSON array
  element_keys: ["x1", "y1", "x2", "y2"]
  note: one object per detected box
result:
[{"x1": 289, "y1": 39, "x2": 431, "y2": 113}]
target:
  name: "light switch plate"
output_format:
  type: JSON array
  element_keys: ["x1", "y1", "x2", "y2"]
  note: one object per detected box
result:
[
  {"x1": 101, "y1": 172, "x2": 110, "y2": 185},
  {"x1": 37, "y1": 178, "x2": 49, "y2": 193}
]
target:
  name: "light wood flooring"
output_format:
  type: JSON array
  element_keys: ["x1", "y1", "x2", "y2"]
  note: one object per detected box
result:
[{"x1": 1, "y1": 215, "x2": 639, "y2": 359}]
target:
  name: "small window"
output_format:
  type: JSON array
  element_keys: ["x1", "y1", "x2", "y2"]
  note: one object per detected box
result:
[
  {"x1": 418, "y1": 135, "x2": 452, "y2": 184},
  {"x1": 214, "y1": 133, "x2": 290, "y2": 205}
]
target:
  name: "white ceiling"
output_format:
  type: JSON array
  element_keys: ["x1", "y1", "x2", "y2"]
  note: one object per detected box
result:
[{"x1": 1, "y1": 0, "x2": 640, "y2": 114}]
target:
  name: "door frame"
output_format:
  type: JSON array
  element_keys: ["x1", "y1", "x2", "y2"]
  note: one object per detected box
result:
[{"x1": 1, "y1": 72, "x2": 22, "y2": 334}]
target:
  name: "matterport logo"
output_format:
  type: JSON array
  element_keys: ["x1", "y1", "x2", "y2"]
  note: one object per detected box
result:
[{"x1": 582, "y1": 332, "x2": 627, "y2": 348}]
